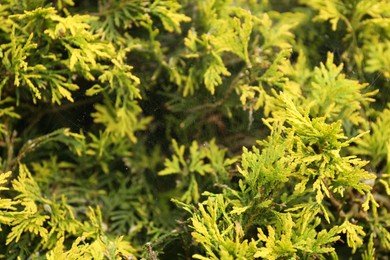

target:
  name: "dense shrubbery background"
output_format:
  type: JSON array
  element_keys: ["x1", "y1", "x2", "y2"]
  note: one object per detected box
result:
[{"x1": 1, "y1": 0, "x2": 390, "y2": 259}]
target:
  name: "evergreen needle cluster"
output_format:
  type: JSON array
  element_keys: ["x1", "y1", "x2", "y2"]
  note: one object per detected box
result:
[{"x1": 0, "y1": 0, "x2": 390, "y2": 259}]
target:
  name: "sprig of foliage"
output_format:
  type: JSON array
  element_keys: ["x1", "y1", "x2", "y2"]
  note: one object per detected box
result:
[
  {"x1": 351, "y1": 104, "x2": 390, "y2": 172},
  {"x1": 159, "y1": 139, "x2": 236, "y2": 203},
  {"x1": 0, "y1": 164, "x2": 136, "y2": 259},
  {"x1": 1, "y1": 0, "x2": 390, "y2": 259},
  {"x1": 301, "y1": 0, "x2": 390, "y2": 77},
  {"x1": 182, "y1": 92, "x2": 377, "y2": 259}
]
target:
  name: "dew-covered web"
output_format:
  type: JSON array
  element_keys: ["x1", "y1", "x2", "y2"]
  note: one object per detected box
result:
[
  {"x1": 50, "y1": 105, "x2": 91, "y2": 132},
  {"x1": 368, "y1": 71, "x2": 383, "y2": 88}
]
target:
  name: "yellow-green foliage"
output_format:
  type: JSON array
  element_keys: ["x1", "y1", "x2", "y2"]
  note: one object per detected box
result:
[
  {"x1": 1, "y1": 0, "x2": 390, "y2": 259},
  {"x1": 0, "y1": 165, "x2": 136, "y2": 259}
]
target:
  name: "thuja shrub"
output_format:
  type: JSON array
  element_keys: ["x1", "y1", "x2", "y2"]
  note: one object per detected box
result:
[{"x1": 0, "y1": 0, "x2": 390, "y2": 259}]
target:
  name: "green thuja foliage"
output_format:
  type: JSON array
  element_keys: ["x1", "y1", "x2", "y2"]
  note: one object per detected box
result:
[
  {"x1": 159, "y1": 139, "x2": 236, "y2": 203},
  {"x1": 1, "y1": 0, "x2": 390, "y2": 259}
]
